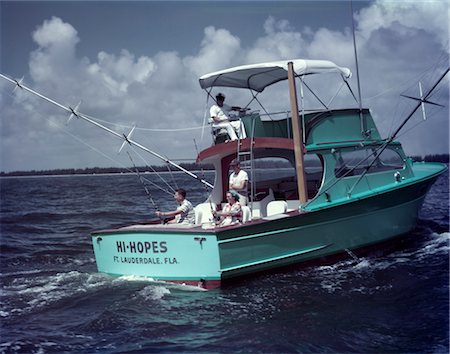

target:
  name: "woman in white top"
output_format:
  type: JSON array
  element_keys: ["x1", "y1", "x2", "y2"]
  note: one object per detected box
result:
[{"x1": 213, "y1": 191, "x2": 242, "y2": 226}]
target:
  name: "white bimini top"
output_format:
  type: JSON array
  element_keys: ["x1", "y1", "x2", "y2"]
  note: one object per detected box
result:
[{"x1": 199, "y1": 59, "x2": 352, "y2": 92}]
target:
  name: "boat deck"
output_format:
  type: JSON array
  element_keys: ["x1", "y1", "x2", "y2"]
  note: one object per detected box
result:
[{"x1": 92, "y1": 209, "x2": 302, "y2": 235}]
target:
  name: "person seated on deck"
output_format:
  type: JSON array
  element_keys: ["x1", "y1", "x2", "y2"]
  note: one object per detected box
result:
[
  {"x1": 155, "y1": 188, "x2": 195, "y2": 225},
  {"x1": 213, "y1": 191, "x2": 242, "y2": 226},
  {"x1": 210, "y1": 93, "x2": 247, "y2": 141}
]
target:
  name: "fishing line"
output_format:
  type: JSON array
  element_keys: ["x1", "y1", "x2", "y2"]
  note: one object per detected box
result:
[
  {"x1": 82, "y1": 112, "x2": 203, "y2": 132},
  {"x1": 165, "y1": 162, "x2": 179, "y2": 190},
  {"x1": 319, "y1": 69, "x2": 449, "y2": 200},
  {"x1": 1, "y1": 73, "x2": 213, "y2": 190},
  {"x1": 129, "y1": 144, "x2": 176, "y2": 194},
  {"x1": 363, "y1": 55, "x2": 449, "y2": 101},
  {"x1": 37, "y1": 115, "x2": 134, "y2": 172},
  {"x1": 126, "y1": 151, "x2": 160, "y2": 212},
  {"x1": 38, "y1": 115, "x2": 174, "y2": 196},
  {"x1": 395, "y1": 105, "x2": 446, "y2": 141}
]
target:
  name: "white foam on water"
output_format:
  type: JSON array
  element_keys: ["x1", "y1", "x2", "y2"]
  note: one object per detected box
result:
[
  {"x1": 112, "y1": 275, "x2": 207, "y2": 292},
  {"x1": 113, "y1": 275, "x2": 156, "y2": 283},
  {"x1": 138, "y1": 285, "x2": 171, "y2": 301},
  {"x1": 353, "y1": 259, "x2": 371, "y2": 269},
  {"x1": 313, "y1": 231, "x2": 450, "y2": 293},
  {"x1": 0, "y1": 269, "x2": 44, "y2": 277},
  {"x1": 423, "y1": 232, "x2": 450, "y2": 254},
  {"x1": 2, "y1": 271, "x2": 117, "y2": 318},
  {"x1": 170, "y1": 283, "x2": 208, "y2": 292}
]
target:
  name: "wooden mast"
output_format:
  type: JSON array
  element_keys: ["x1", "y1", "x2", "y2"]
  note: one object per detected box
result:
[{"x1": 287, "y1": 62, "x2": 308, "y2": 204}]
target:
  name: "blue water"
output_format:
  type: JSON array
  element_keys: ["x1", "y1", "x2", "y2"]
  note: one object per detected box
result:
[{"x1": 1, "y1": 170, "x2": 448, "y2": 353}]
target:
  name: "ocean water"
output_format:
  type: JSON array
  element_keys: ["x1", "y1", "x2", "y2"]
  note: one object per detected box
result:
[{"x1": 0, "y1": 170, "x2": 448, "y2": 353}]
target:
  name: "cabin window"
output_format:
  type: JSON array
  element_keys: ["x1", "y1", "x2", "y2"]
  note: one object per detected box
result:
[
  {"x1": 335, "y1": 147, "x2": 404, "y2": 177},
  {"x1": 246, "y1": 154, "x2": 323, "y2": 200}
]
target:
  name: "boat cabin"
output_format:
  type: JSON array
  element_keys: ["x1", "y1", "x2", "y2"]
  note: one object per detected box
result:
[
  {"x1": 197, "y1": 107, "x2": 410, "y2": 219},
  {"x1": 197, "y1": 60, "x2": 412, "y2": 220}
]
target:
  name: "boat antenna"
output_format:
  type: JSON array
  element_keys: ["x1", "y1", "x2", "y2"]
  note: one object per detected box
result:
[
  {"x1": 0, "y1": 73, "x2": 214, "y2": 189},
  {"x1": 350, "y1": 0, "x2": 367, "y2": 137}
]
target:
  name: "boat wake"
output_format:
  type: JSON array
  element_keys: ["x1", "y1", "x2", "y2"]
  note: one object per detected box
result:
[
  {"x1": 113, "y1": 275, "x2": 208, "y2": 293},
  {"x1": 309, "y1": 232, "x2": 449, "y2": 294},
  {"x1": 0, "y1": 269, "x2": 209, "y2": 322},
  {"x1": 1, "y1": 271, "x2": 109, "y2": 319}
]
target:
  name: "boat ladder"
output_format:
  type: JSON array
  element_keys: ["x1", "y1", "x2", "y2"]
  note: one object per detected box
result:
[{"x1": 236, "y1": 116, "x2": 257, "y2": 209}]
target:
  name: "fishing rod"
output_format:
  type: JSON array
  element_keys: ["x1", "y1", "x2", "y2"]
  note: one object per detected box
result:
[
  {"x1": 126, "y1": 151, "x2": 160, "y2": 212},
  {"x1": 126, "y1": 151, "x2": 175, "y2": 224},
  {"x1": 0, "y1": 73, "x2": 214, "y2": 189}
]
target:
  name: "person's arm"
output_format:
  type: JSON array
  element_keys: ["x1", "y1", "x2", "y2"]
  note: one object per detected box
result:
[
  {"x1": 156, "y1": 209, "x2": 182, "y2": 218},
  {"x1": 214, "y1": 204, "x2": 231, "y2": 218},
  {"x1": 215, "y1": 204, "x2": 241, "y2": 217},
  {"x1": 210, "y1": 105, "x2": 224, "y2": 123},
  {"x1": 230, "y1": 203, "x2": 242, "y2": 216},
  {"x1": 211, "y1": 115, "x2": 222, "y2": 123},
  {"x1": 230, "y1": 172, "x2": 248, "y2": 191},
  {"x1": 231, "y1": 179, "x2": 247, "y2": 190}
]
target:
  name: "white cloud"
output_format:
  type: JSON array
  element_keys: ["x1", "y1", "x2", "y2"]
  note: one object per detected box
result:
[
  {"x1": 32, "y1": 16, "x2": 79, "y2": 48},
  {"x1": 90, "y1": 50, "x2": 155, "y2": 90},
  {"x1": 356, "y1": 0, "x2": 449, "y2": 50},
  {"x1": 1, "y1": 1, "x2": 448, "y2": 172},
  {"x1": 183, "y1": 26, "x2": 241, "y2": 76},
  {"x1": 245, "y1": 16, "x2": 306, "y2": 63},
  {"x1": 307, "y1": 28, "x2": 353, "y2": 65}
]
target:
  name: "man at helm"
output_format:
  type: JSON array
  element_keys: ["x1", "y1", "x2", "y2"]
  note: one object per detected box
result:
[{"x1": 210, "y1": 93, "x2": 247, "y2": 141}]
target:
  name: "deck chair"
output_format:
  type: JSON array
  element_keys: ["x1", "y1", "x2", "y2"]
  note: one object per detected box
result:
[
  {"x1": 211, "y1": 126, "x2": 229, "y2": 144},
  {"x1": 266, "y1": 200, "x2": 288, "y2": 216},
  {"x1": 241, "y1": 205, "x2": 251, "y2": 223},
  {"x1": 195, "y1": 203, "x2": 216, "y2": 224}
]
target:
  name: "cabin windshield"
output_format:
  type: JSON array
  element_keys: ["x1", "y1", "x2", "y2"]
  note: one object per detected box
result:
[{"x1": 335, "y1": 147, "x2": 405, "y2": 178}]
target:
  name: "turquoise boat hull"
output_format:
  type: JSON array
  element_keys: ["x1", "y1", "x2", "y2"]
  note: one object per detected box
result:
[{"x1": 91, "y1": 163, "x2": 445, "y2": 289}]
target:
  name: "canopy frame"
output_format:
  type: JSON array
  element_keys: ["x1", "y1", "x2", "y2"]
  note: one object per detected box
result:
[{"x1": 199, "y1": 59, "x2": 352, "y2": 93}]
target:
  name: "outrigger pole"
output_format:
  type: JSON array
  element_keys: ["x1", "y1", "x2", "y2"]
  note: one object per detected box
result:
[{"x1": 0, "y1": 73, "x2": 213, "y2": 189}]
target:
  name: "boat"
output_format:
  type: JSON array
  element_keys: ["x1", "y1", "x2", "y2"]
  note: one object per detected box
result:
[{"x1": 87, "y1": 59, "x2": 448, "y2": 289}]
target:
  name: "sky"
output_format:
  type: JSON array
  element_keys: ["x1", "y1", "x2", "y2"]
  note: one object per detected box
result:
[{"x1": 0, "y1": 0, "x2": 449, "y2": 173}]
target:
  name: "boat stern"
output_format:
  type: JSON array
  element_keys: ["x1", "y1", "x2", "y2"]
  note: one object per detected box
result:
[{"x1": 91, "y1": 225, "x2": 222, "y2": 289}]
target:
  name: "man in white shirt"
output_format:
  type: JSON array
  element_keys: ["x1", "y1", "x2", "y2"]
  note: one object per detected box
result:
[
  {"x1": 210, "y1": 93, "x2": 246, "y2": 141},
  {"x1": 229, "y1": 159, "x2": 248, "y2": 205},
  {"x1": 156, "y1": 188, "x2": 195, "y2": 224}
]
